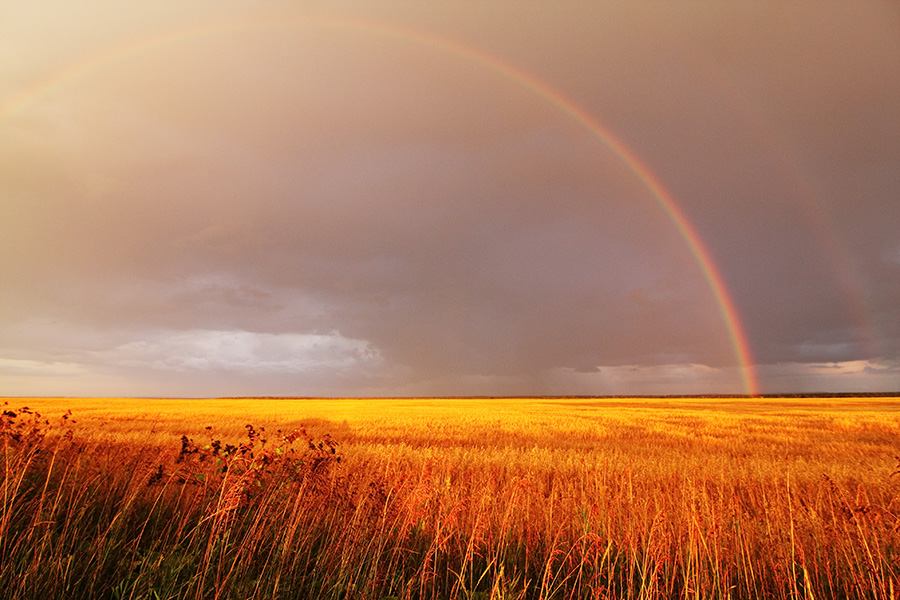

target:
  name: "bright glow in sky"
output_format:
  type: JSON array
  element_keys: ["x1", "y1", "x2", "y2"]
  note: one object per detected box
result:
[{"x1": 2, "y1": 1, "x2": 899, "y2": 397}]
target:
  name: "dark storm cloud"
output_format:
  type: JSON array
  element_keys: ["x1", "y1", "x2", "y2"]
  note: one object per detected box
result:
[
  {"x1": 1, "y1": 1, "x2": 898, "y2": 395},
  {"x1": 565, "y1": 2, "x2": 900, "y2": 375}
]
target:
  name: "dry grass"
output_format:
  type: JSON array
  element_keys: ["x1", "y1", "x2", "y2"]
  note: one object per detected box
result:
[{"x1": 2, "y1": 396, "x2": 899, "y2": 599}]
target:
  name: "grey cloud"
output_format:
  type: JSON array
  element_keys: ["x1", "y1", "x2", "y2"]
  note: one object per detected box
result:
[{"x1": 2, "y1": 1, "x2": 899, "y2": 395}]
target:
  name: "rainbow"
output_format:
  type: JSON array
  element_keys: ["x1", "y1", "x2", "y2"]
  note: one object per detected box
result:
[
  {"x1": 0, "y1": 15, "x2": 761, "y2": 395},
  {"x1": 672, "y1": 41, "x2": 879, "y2": 363}
]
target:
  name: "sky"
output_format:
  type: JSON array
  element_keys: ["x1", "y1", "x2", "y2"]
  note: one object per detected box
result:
[{"x1": 1, "y1": 1, "x2": 899, "y2": 397}]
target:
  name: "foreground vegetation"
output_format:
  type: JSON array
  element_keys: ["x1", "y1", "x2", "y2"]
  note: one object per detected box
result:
[{"x1": 2, "y1": 396, "x2": 900, "y2": 599}]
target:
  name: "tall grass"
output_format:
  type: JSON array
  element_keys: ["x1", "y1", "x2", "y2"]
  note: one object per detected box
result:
[{"x1": 2, "y1": 397, "x2": 899, "y2": 599}]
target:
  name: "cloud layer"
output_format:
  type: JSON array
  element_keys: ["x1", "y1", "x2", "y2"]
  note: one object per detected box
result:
[{"x1": 2, "y1": 1, "x2": 899, "y2": 396}]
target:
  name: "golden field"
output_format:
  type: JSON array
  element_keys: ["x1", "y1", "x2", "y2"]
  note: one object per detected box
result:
[{"x1": 2, "y1": 396, "x2": 899, "y2": 599}]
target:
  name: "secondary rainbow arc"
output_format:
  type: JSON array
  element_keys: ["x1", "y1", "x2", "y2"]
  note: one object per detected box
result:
[{"x1": 0, "y1": 14, "x2": 761, "y2": 395}]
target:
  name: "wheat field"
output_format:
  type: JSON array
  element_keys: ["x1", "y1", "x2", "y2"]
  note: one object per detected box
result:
[{"x1": 2, "y1": 396, "x2": 899, "y2": 599}]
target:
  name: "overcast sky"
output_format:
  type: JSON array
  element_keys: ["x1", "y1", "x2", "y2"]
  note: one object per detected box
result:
[{"x1": 2, "y1": 1, "x2": 899, "y2": 397}]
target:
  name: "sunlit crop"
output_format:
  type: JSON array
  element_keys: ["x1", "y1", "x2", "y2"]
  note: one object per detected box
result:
[{"x1": 2, "y1": 396, "x2": 899, "y2": 599}]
